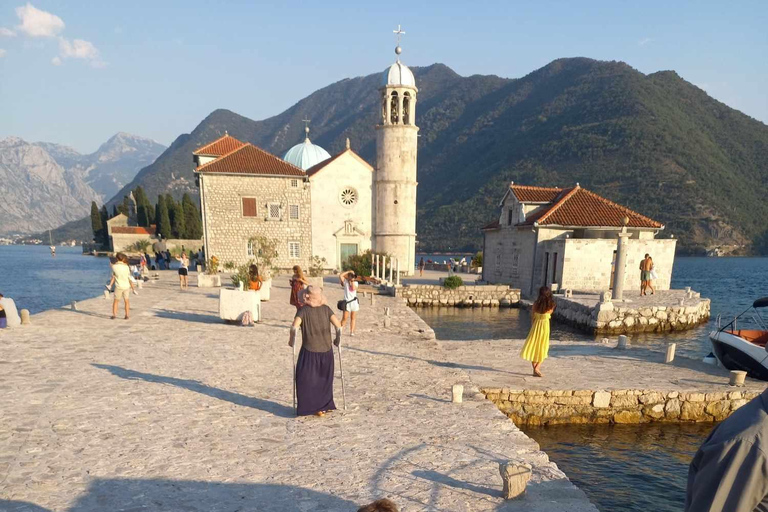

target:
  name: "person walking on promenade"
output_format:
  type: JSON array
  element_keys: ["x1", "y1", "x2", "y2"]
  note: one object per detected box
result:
[
  {"x1": 640, "y1": 253, "x2": 654, "y2": 296},
  {"x1": 646, "y1": 255, "x2": 656, "y2": 295},
  {"x1": 339, "y1": 270, "x2": 360, "y2": 336},
  {"x1": 358, "y1": 499, "x2": 399, "y2": 512},
  {"x1": 107, "y1": 253, "x2": 136, "y2": 320},
  {"x1": 288, "y1": 286, "x2": 342, "y2": 417},
  {"x1": 685, "y1": 388, "x2": 768, "y2": 512},
  {"x1": 175, "y1": 252, "x2": 189, "y2": 290},
  {"x1": 248, "y1": 264, "x2": 263, "y2": 291},
  {"x1": 520, "y1": 286, "x2": 556, "y2": 377},
  {"x1": 0, "y1": 294, "x2": 6, "y2": 329},
  {"x1": 289, "y1": 265, "x2": 309, "y2": 311},
  {"x1": 418, "y1": 257, "x2": 425, "y2": 277}
]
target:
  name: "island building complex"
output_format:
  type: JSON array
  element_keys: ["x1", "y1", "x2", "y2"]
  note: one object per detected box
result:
[{"x1": 194, "y1": 38, "x2": 419, "y2": 274}]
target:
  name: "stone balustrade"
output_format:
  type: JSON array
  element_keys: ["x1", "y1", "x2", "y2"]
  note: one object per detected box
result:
[
  {"x1": 396, "y1": 284, "x2": 521, "y2": 308},
  {"x1": 483, "y1": 388, "x2": 760, "y2": 426}
]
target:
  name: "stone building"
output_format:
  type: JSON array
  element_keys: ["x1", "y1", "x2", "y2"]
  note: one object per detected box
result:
[
  {"x1": 481, "y1": 183, "x2": 676, "y2": 297},
  {"x1": 194, "y1": 35, "x2": 420, "y2": 274}
]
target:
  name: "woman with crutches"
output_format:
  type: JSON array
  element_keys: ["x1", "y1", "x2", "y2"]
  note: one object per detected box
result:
[{"x1": 288, "y1": 286, "x2": 342, "y2": 417}]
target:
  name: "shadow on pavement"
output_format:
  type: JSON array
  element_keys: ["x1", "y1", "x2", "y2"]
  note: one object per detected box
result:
[
  {"x1": 0, "y1": 479, "x2": 362, "y2": 511},
  {"x1": 92, "y1": 364, "x2": 295, "y2": 418}
]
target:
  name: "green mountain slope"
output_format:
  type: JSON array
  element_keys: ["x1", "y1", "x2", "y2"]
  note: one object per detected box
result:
[{"x1": 57, "y1": 58, "x2": 768, "y2": 253}]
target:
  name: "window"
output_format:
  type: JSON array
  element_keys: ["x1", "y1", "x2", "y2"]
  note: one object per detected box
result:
[
  {"x1": 290, "y1": 179, "x2": 299, "y2": 188},
  {"x1": 289, "y1": 204, "x2": 299, "y2": 220},
  {"x1": 242, "y1": 197, "x2": 257, "y2": 217},
  {"x1": 552, "y1": 252, "x2": 558, "y2": 284},
  {"x1": 507, "y1": 209, "x2": 514, "y2": 226},
  {"x1": 268, "y1": 203, "x2": 281, "y2": 220},
  {"x1": 247, "y1": 239, "x2": 254, "y2": 257},
  {"x1": 495, "y1": 253, "x2": 502, "y2": 275},
  {"x1": 511, "y1": 250, "x2": 520, "y2": 275},
  {"x1": 340, "y1": 187, "x2": 358, "y2": 207},
  {"x1": 288, "y1": 241, "x2": 300, "y2": 259}
]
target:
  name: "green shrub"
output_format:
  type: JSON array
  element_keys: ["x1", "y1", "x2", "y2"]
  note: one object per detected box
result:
[
  {"x1": 128, "y1": 239, "x2": 153, "y2": 253},
  {"x1": 343, "y1": 250, "x2": 391, "y2": 277},
  {"x1": 471, "y1": 251, "x2": 483, "y2": 268},
  {"x1": 230, "y1": 260, "x2": 255, "y2": 289},
  {"x1": 443, "y1": 276, "x2": 464, "y2": 289},
  {"x1": 309, "y1": 255, "x2": 327, "y2": 277}
]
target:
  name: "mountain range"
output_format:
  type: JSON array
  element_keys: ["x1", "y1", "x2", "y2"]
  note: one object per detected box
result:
[
  {"x1": 0, "y1": 134, "x2": 165, "y2": 236},
  {"x1": 46, "y1": 58, "x2": 768, "y2": 253}
]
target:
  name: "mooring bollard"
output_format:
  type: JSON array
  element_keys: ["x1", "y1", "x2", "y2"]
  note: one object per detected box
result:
[
  {"x1": 499, "y1": 461, "x2": 532, "y2": 500},
  {"x1": 384, "y1": 307, "x2": 391, "y2": 317},
  {"x1": 452, "y1": 384, "x2": 464, "y2": 403},
  {"x1": 729, "y1": 370, "x2": 747, "y2": 387},
  {"x1": 71, "y1": 301, "x2": 78, "y2": 311},
  {"x1": 679, "y1": 298, "x2": 685, "y2": 306},
  {"x1": 665, "y1": 343, "x2": 676, "y2": 363},
  {"x1": 383, "y1": 316, "x2": 392, "y2": 328},
  {"x1": 20, "y1": 309, "x2": 30, "y2": 325},
  {"x1": 617, "y1": 335, "x2": 629, "y2": 349}
]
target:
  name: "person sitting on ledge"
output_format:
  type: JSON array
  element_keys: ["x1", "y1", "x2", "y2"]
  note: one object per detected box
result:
[
  {"x1": 358, "y1": 499, "x2": 399, "y2": 512},
  {"x1": 685, "y1": 388, "x2": 768, "y2": 511}
]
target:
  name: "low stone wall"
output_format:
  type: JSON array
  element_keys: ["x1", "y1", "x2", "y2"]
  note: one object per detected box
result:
[
  {"x1": 483, "y1": 388, "x2": 761, "y2": 426},
  {"x1": 553, "y1": 296, "x2": 711, "y2": 334},
  {"x1": 397, "y1": 285, "x2": 521, "y2": 307}
]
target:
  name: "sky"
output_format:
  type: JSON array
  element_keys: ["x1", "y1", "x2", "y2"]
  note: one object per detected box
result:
[{"x1": 0, "y1": 0, "x2": 766, "y2": 154}]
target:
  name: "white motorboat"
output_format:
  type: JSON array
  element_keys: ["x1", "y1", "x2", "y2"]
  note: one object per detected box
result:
[{"x1": 709, "y1": 297, "x2": 768, "y2": 381}]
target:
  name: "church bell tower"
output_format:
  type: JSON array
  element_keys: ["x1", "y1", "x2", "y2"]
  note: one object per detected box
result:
[{"x1": 374, "y1": 25, "x2": 419, "y2": 276}]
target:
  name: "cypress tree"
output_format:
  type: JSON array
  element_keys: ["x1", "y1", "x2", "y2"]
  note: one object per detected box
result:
[
  {"x1": 112, "y1": 205, "x2": 119, "y2": 218},
  {"x1": 172, "y1": 199, "x2": 186, "y2": 239},
  {"x1": 182, "y1": 193, "x2": 203, "y2": 239},
  {"x1": 99, "y1": 205, "x2": 109, "y2": 248},
  {"x1": 134, "y1": 186, "x2": 151, "y2": 227},
  {"x1": 90, "y1": 202, "x2": 101, "y2": 242},
  {"x1": 156, "y1": 195, "x2": 172, "y2": 239}
]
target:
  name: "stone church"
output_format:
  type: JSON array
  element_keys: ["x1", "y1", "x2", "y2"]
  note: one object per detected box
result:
[{"x1": 194, "y1": 39, "x2": 419, "y2": 274}]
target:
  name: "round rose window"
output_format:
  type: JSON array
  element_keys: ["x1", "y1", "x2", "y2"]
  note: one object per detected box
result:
[{"x1": 340, "y1": 187, "x2": 358, "y2": 207}]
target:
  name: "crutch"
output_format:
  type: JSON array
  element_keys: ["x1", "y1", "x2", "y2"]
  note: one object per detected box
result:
[
  {"x1": 290, "y1": 329, "x2": 297, "y2": 416},
  {"x1": 336, "y1": 345, "x2": 347, "y2": 410}
]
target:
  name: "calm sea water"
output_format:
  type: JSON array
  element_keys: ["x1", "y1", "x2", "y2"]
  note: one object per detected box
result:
[
  {"x1": 0, "y1": 245, "x2": 112, "y2": 314},
  {"x1": 522, "y1": 423, "x2": 716, "y2": 512}
]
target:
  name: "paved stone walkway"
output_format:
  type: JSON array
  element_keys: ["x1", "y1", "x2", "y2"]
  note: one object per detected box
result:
[{"x1": 0, "y1": 273, "x2": 595, "y2": 511}]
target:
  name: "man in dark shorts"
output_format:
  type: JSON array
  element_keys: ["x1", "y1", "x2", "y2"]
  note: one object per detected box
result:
[{"x1": 685, "y1": 389, "x2": 768, "y2": 511}]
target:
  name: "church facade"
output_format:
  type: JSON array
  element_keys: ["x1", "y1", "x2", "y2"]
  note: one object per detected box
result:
[{"x1": 194, "y1": 38, "x2": 419, "y2": 274}]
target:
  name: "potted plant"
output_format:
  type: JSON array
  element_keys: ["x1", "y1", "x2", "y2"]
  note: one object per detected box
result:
[
  {"x1": 471, "y1": 251, "x2": 483, "y2": 274},
  {"x1": 247, "y1": 236, "x2": 279, "y2": 301},
  {"x1": 307, "y1": 255, "x2": 327, "y2": 289},
  {"x1": 197, "y1": 256, "x2": 222, "y2": 287}
]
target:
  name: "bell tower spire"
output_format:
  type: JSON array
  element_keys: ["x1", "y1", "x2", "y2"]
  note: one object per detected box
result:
[{"x1": 373, "y1": 25, "x2": 419, "y2": 276}]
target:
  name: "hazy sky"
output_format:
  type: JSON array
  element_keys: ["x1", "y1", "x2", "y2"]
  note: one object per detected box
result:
[{"x1": 1, "y1": 0, "x2": 766, "y2": 153}]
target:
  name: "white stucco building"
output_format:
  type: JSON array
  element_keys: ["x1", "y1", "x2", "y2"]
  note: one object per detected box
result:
[
  {"x1": 482, "y1": 183, "x2": 676, "y2": 297},
  {"x1": 194, "y1": 36, "x2": 419, "y2": 274}
]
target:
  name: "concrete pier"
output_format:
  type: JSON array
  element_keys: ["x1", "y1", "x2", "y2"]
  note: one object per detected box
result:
[{"x1": 0, "y1": 274, "x2": 595, "y2": 511}]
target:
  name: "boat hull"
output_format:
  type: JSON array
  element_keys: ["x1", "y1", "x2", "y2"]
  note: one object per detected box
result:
[{"x1": 709, "y1": 330, "x2": 768, "y2": 381}]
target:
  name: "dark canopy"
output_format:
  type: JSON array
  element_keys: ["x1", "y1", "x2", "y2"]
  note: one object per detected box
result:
[{"x1": 752, "y1": 297, "x2": 768, "y2": 309}]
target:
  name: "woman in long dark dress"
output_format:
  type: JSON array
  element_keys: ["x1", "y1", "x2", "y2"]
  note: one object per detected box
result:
[{"x1": 288, "y1": 286, "x2": 342, "y2": 416}]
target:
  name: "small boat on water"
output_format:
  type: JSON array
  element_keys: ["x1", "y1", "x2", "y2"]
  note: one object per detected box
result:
[{"x1": 709, "y1": 297, "x2": 768, "y2": 381}]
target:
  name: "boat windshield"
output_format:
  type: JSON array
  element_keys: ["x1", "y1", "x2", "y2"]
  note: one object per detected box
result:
[{"x1": 726, "y1": 329, "x2": 768, "y2": 347}]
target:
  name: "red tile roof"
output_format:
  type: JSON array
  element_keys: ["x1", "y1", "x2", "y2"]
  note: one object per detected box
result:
[
  {"x1": 516, "y1": 185, "x2": 663, "y2": 229},
  {"x1": 510, "y1": 184, "x2": 563, "y2": 203},
  {"x1": 195, "y1": 144, "x2": 306, "y2": 177},
  {"x1": 111, "y1": 226, "x2": 156, "y2": 235},
  {"x1": 192, "y1": 134, "x2": 246, "y2": 156}
]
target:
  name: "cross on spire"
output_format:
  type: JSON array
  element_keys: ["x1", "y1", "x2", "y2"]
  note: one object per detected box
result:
[
  {"x1": 302, "y1": 118, "x2": 311, "y2": 139},
  {"x1": 393, "y1": 24, "x2": 405, "y2": 45}
]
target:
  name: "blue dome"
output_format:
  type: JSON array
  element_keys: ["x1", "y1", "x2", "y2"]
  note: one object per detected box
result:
[{"x1": 283, "y1": 135, "x2": 331, "y2": 171}]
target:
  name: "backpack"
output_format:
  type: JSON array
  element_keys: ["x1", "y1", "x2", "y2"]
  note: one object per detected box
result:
[{"x1": 241, "y1": 310, "x2": 253, "y2": 326}]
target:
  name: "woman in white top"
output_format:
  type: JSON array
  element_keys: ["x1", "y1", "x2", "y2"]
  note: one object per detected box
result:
[
  {"x1": 339, "y1": 270, "x2": 359, "y2": 336},
  {"x1": 175, "y1": 252, "x2": 189, "y2": 290}
]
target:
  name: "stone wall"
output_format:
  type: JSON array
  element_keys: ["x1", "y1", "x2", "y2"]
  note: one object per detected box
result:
[
  {"x1": 483, "y1": 388, "x2": 762, "y2": 426},
  {"x1": 553, "y1": 294, "x2": 711, "y2": 334},
  {"x1": 396, "y1": 284, "x2": 521, "y2": 307},
  {"x1": 200, "y1": 173, "x2": 311, "y2": 270}
]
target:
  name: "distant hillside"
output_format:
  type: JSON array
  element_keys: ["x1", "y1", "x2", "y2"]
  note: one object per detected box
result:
[
  {"x1": 35, "y1": 133, "x2": 166, "y2": 201},
  {"x1": 60, "y1": 58, "x2": 768, "y2": 253},
  {"x1": 0, "y1": 137, "x2": 101, "y2": 235}
]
